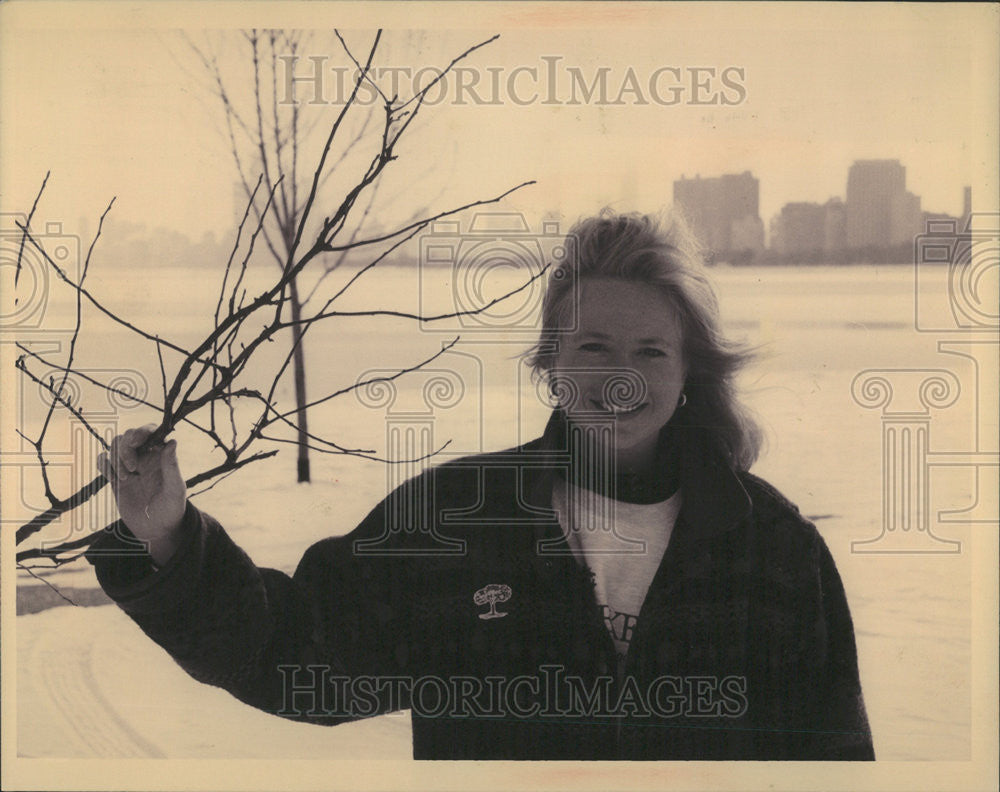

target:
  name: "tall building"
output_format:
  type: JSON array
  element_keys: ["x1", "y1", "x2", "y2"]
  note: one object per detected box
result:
[
  {"x1": 731, "y1": 214, "x2": 765, "y2": 253},
  {"x1": 889, "y1": 190, "x2": 922, "y2": 245},
  {"x1": 845, "y1": 160, "x2": 908, "y2": 248},
  {"x1": 823, "y1": 198, "x2": 847, "y2": 252},
  {"x1": 771, "y1": 202, "x2": 825, "y2": 254},
  {"x1": 673, "y1": 171, "x2": 763, "y2": 257}
]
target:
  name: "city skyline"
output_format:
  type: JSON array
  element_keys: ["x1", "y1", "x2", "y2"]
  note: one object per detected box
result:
[
  {"x1": 88, "y1": 152, "x2": 967, "y2": 272},
  {"x1": 674, "y1": 157, "x2": 970, "y2": 262},
  {"x1": 92, "y1": 153, "x2": 967, "y2": 267},
  {"x1": 193, "y1": 154, "x2": 973, "y2": 256}
]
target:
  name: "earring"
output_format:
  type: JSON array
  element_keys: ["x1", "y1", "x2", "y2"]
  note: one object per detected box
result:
[{"x1": 677, "y1": 392, "x2": 687, "y2": 408}]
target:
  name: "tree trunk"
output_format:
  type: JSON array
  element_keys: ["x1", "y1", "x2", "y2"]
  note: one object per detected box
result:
[{"x1": 288, "y1": 277, "x2": 311, "y2": 483}]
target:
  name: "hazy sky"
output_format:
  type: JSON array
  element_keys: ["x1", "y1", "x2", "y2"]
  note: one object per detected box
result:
[{"x1": 2, "y1": 2, "x2": 996, "y2": 246}]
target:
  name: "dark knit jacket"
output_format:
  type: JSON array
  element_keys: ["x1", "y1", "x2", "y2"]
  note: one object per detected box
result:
[{"x1": 88, "y1": 412, "x2": 875, "y2": 761}]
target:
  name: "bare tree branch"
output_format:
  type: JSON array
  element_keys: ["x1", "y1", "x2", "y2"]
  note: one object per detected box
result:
[
  {"x1": 20, "y1": 196, "x2": 114, "y2": 507},
  {"x1": 264, "y1": 336, "x2": 460, "y2": 425},
  {"x1": 15, "y1": 30, "x2": 539, "y2": 575},
  {"x1": 16, "y1": 474, "x2": 109, "y2": 544},
  {"x1": 15, "y1": 343, "x2": 224, "y2": 446},
  {"x1": 15, "y1": 222, "x2": 223, "y2": 370},
  {"x1": 297, "y1": 263, "x2": 549, "y2": 327},
  {"x1": 15, "y1": 170, "x2": 51, "y2": 290},
  {"x1": 323, "y1": 181, "x2": 535, "y2": 252},
  {"x1": 288, "y1": 30, "x2": 382, "y2": 264},
  {"x1": 16, "y1": 358, "x2": 110, "y2": 450},
  {"x1": 17, "y1": 563, "x2": 79, "y2": 606},
  {"x1": 257, "y1": 432, "x2": 452, "y2": 464}
]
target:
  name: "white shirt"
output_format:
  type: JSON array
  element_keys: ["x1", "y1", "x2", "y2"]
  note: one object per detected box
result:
[{"x1": 552, "y1": 480, "x2": 682, "y2": 675}]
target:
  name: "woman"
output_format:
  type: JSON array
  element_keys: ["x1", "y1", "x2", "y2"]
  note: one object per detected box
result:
[{"x1": 91, "y1": 210, "x2": 875, "y2": 760}]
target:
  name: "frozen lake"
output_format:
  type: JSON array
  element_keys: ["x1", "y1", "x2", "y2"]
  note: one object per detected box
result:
[{"x1": 11, "y1": 260, "x2": 984, "y2": 760}]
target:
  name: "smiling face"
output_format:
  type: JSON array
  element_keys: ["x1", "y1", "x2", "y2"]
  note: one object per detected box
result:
[{"x1": 551, "y1": 278, "x2": 687, "y2": 471}]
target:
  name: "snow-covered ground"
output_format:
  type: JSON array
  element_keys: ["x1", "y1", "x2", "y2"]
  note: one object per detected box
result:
[{"x1": 11, "y1": 263, "x2": 987, "y2": 762}]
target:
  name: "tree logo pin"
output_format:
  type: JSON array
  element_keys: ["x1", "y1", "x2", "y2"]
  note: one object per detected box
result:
[{"x1": 473, "y1": 584, "x2": 512, "y2": 620}]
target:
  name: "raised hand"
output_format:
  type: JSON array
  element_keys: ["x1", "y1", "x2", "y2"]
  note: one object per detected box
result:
[{"x1": 97, "y1": 424, "x2": 186, "y2": 566}]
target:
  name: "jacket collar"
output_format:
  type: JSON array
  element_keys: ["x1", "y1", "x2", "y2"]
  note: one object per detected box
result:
[{"x1": 526, "y1": 409, "x2": 752, "y2": 545}]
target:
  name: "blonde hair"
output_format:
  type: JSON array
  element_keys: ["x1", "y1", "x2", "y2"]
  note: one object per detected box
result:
[{"x1": 527, "y1": 208, "x2": 762, "y2": 471}]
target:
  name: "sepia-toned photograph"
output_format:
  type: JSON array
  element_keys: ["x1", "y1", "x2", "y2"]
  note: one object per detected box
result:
[{"x1": 2, "y1": 2, "x2": 997, "y2": 790}]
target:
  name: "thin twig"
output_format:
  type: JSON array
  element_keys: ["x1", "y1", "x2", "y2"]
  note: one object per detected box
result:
[
  {"x1": 14, "y1": 343, "x2": 223, "y2": 445},
  {"x1": 288, "y1": 29, "x2": 381, "y2": 263},
  {"x1": 27, "y1": 197, "x2": 115, "y2": 506},
  {"x1": 296, "y1": 264, "x2": 549, "y2": 327},
  {"x1": 323, "y1": 181, "x2": 535, "y2": 252},
  {"x1": 183, "y1": 448, "x2": 280, "y2": 488},
  {"x1": 16, "y1": 222, "x2": 222, "y2": 370},
  {"x1": 258, "y1": 432, "x2": 452, "y2": 464},
  {"x1": 264, "y1": 336, "x2": 460, "y2": 424},
  {"x1": 16, "y1": 358, "x2": 109, "y2": 450},
  {"x1": 15, "y1": 170, "x2": 51, "y2": 291},
  {"x1": 17, "y1": 563, "x2": 78, "y2": 606}
]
